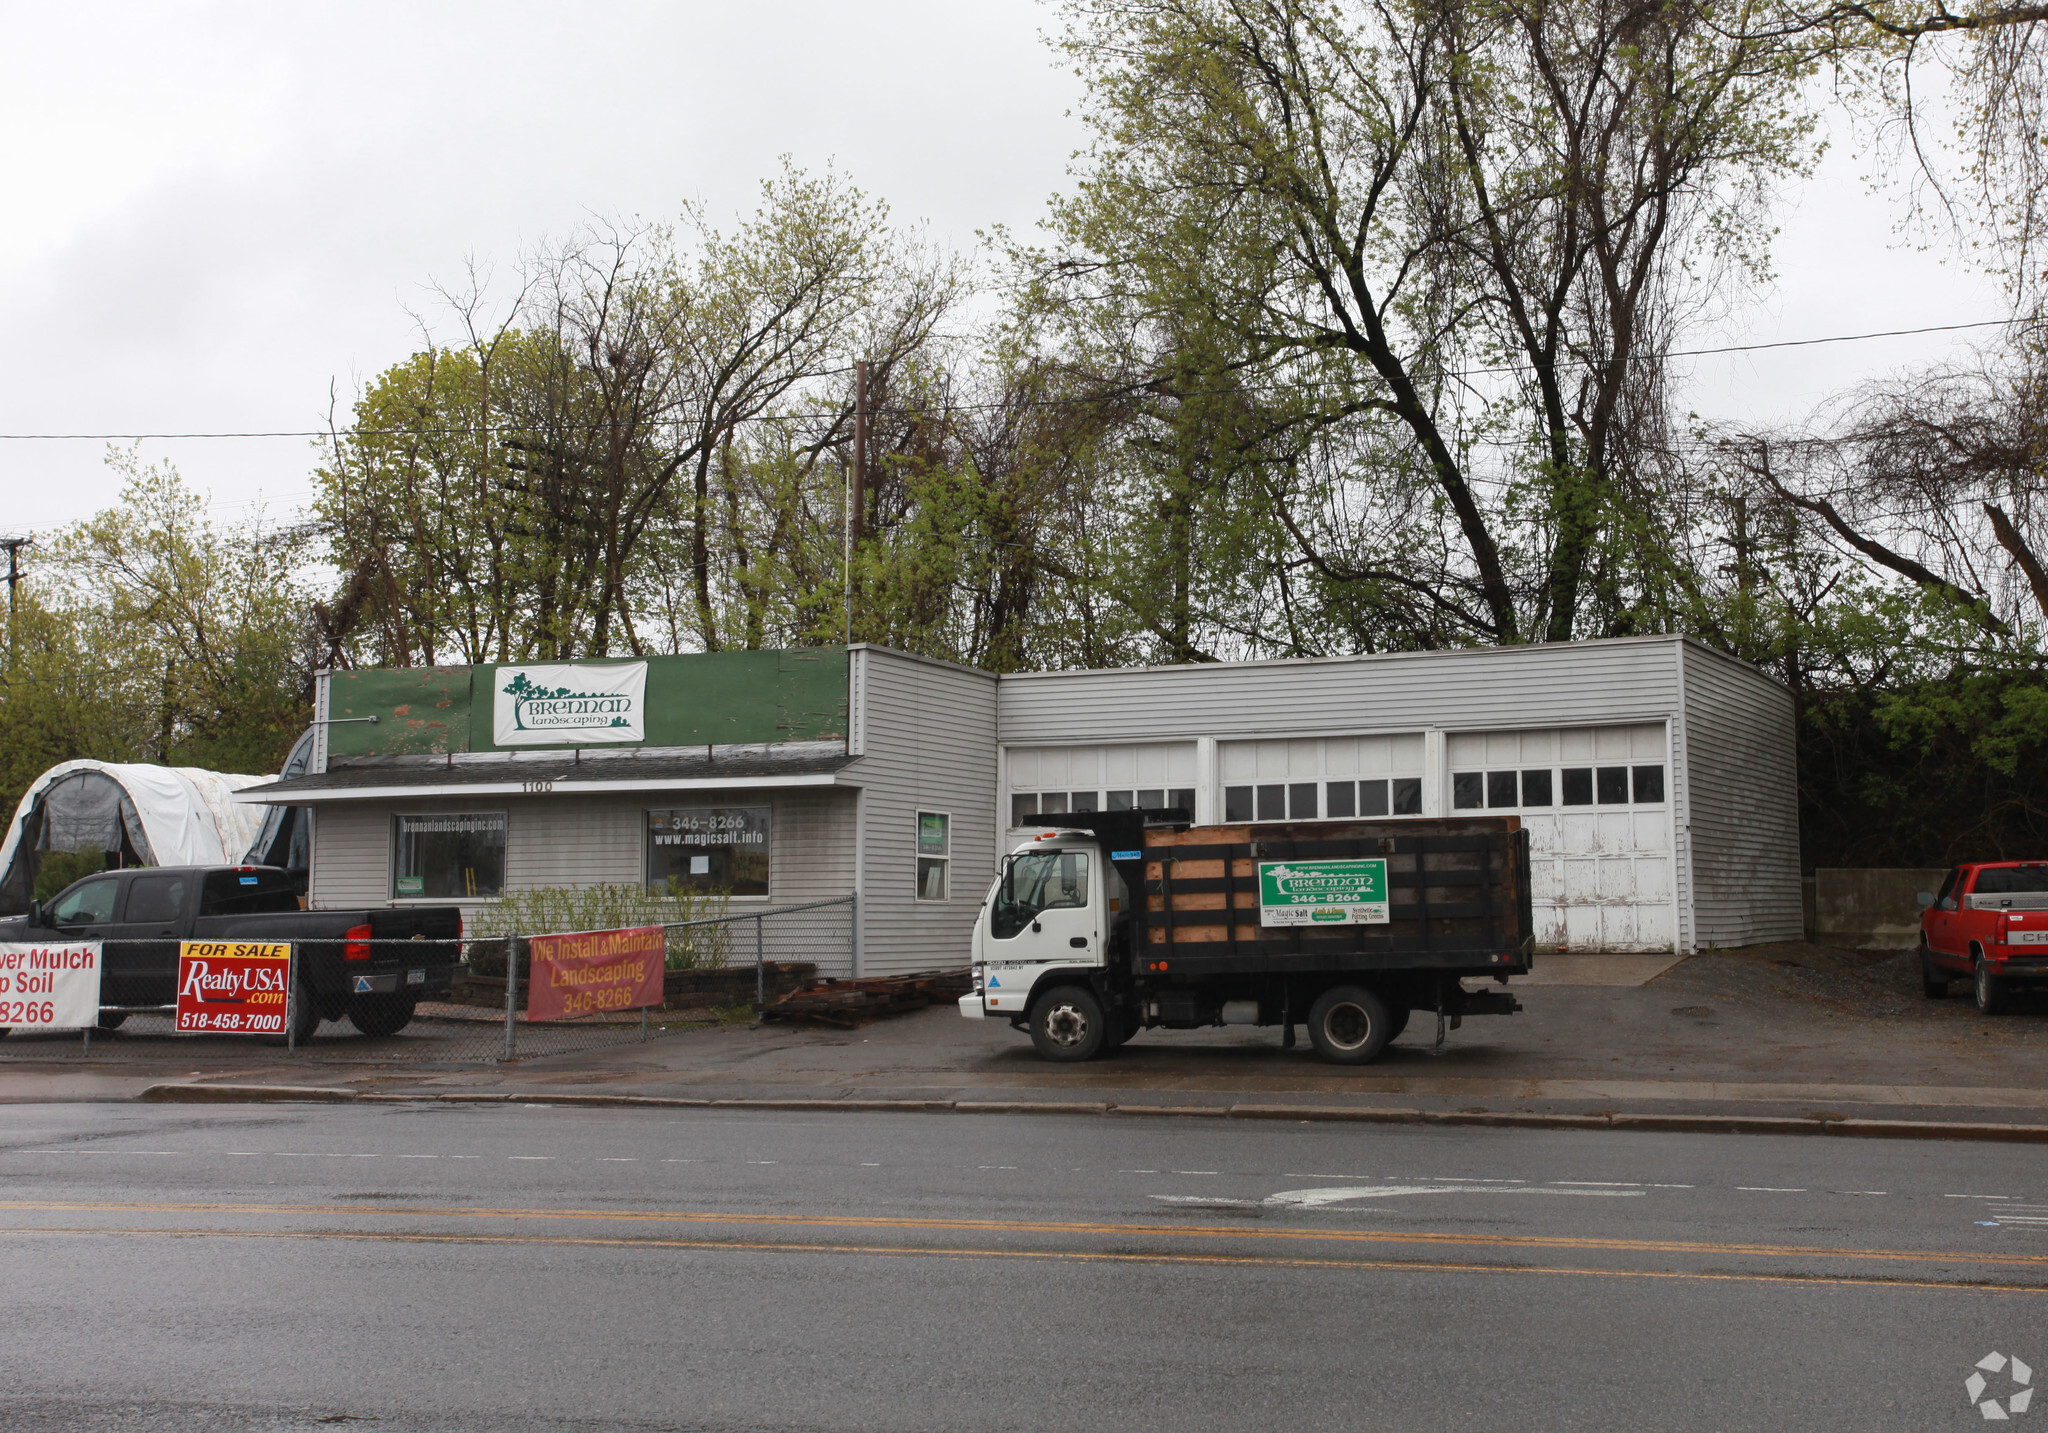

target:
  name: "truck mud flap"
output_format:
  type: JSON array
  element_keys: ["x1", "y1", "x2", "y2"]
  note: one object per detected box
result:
[{"x1": 1448, "y1": 987, "x2": 1522, "y2": 1018}]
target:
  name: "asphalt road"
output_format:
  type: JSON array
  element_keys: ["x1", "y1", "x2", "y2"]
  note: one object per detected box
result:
[{"x1": 1, "y1": 1103, "x2": 2044, "y2": 1431}]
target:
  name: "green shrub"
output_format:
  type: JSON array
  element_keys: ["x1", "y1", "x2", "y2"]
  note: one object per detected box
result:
[{"x1": 466, "y1": 883, "x2": 733, "y2": 970}]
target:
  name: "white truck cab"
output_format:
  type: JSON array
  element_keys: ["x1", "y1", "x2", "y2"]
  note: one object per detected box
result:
[{"x1": 959, "y1": 832, "x2": 1126, "y2": 1021}]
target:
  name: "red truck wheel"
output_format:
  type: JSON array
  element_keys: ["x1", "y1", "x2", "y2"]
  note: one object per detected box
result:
[
  {"x1": 1974, "y1": 956, "x2": 2008, "y2": 1015},
  {"x1": 1306, "y1": 986, "x2": 1394, "y2": 1065},
  {"x1": 1920, "y1": 942, "x2": 1950, "y2": 999}
]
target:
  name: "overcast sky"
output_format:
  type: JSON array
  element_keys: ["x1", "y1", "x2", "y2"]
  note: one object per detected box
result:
[{"x1": 0, "y1": 1, "x2": 2008, "y2": 537}]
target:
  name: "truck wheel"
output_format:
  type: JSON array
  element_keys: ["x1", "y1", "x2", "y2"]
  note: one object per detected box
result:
[
  {"x1": 1306, "y1": 986, "x2": 1393, "y2": 1065},
  {"x1": 1974, "y1": 955, "x2": 2007, "y2": 1016},
  {"x1": 289, "y1": 987, "x2": 323, "y2": 1043},
  {"x1": 1029, "y1": 985, "x2": 1107, "y2": 1062},
  {"x1": 1920, "y1": 941, "x2": 1950, "y2": 999},
  {"x1": 95, "y1": 1011, "x2": 128, "y2": 1032},
  {"x1": 1384, "y1": 1005, "x2": 1411, "y2": 1043},
  {"x1": 351, "y1": 995, "x2": 417, "y2": 1038}
]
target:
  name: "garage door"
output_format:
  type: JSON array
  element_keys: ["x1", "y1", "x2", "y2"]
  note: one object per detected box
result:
[
  {"x1": 1448, "y1": 723, "x2": 1673, "y2": 952},
  {"x1": 1005, "y1": 743, "x2": 1198, "y2": 829}
]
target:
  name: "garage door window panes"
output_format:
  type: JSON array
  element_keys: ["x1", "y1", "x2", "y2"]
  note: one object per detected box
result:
[
  {"x1": 395, "y1": 813, "x2": 505, "y2": 899},
  {"x1": 1006, "y1": 744, "x2": 1200, "y2": 829},
  {"x1": 1014, "y1": 789, "x2": 1191, "y2": 825},
  {"x1": 1454, "y1": 763, "x2": 1665, "y2": 809},
  {"x1": 1221, "y1": 733, "x2": 1425, "y2": 824},
  {"x1": 648, "y1": 807, "x2": 770, "y2": 897}
]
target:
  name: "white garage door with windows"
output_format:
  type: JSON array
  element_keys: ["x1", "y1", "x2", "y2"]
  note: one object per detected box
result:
[
  {"x1": 1006, "y1": 743, "x2": 1198, "y2": 830},
  {"x1": 1218, "y1": 734, "x2": 1426, "y2": 822},
  {"x1": 1448, "y1": 723, "x2": 1674, "y2": 952}
]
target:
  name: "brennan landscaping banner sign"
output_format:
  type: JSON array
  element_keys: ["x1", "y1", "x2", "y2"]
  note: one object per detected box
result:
[
  {"x1": 1257, "y1": 858, "x2": 1391, "y2": 926},
  {"x1": 492, "y1": 661, "x2": 648, "y2": 746},
  {"x1": 527, "y1": 925, "x2": 666, "y2": 1021}
]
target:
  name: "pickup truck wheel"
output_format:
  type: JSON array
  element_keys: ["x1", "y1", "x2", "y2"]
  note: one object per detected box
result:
[
  {"x1": 1974, "y1": 955, "x2": 2008, "y2": 1016},
  {"x1": 1920, "y1": 941, "x2": 1950, "y2": 999},
  {"x1": 1029, "y1": 985, "x2": 1107, "y2": 1062},
  {"x1": 95, "y1": 1011, "x2": 128, "y2": 1032},
  {"x1": 350, "y1": 995, "x2": 417, "y2": 1038},
  {"x1": 1306, "y1": 985, "x2": 1393, "y2": 1065},
  {"x1": 288, "y1": 985, "x2": 323, "y2": 1043}
]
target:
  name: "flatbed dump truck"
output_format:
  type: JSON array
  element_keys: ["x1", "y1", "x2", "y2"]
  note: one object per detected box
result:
[{"x1": 959, "y1": 809, "x2": 1533, "y2": 1064}]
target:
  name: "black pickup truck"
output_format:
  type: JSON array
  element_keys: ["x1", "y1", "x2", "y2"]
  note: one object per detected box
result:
[{"x1": 0, "y1": 865, "x2": 464, "y2": 1040}]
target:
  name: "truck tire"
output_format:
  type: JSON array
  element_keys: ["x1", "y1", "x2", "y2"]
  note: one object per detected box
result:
[
  {"x1": 1029, "y1": 985, "x2": 1108, "y2": 1062},
  {"x1": 95, "y1": 1011, "x2": 128, "y2": 1032},
  {"x1": 1385, "y1": 1005, "x2": 1411, "y2": 1042},
  {"x1": 351, "y1": 994, "x2": 417, "y2": 1038},
  {"x1": 289, "y1": 985, "x2": 323, "y2": 1043},
  {"x1": 1974, "y1": 955, "x2": 2007, "y2": 1016},
  {"x1": 1306, "y1": 985, "x2": 1394, "y2": 1065},
  {"x1": 1920, "y1": 941, "x2": 1950, "y2": 999}
]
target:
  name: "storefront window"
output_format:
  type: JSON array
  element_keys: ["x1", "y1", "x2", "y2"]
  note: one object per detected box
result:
[
  {"x1": 917, "y1": 812, "x2": 949, "y2": 901},
  {"x1": 647, "y1": 807, "x2": 770, "y2": 897},
  {"x1": 395, "y1": 813, "x2": 506, "y2": 899}
]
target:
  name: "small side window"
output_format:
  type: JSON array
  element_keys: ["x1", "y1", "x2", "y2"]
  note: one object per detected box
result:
[
  {"x1": 1936, "y1": 868, "x2": 1962, "y2": 911},
  {"x1": 1452, "y1": 772, "x2": 1484, "y2": 810},
  {"x1": 1224, "y1": 786, "x2": 1254, "y2": 822},
  {"x1": 1390, "y1": 777, "x2": 1423, "y2": 815}
]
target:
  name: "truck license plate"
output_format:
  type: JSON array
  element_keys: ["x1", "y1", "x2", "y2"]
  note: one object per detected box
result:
[{"x1": 406, "y1": 968, "x2": 427, "y2": 985}]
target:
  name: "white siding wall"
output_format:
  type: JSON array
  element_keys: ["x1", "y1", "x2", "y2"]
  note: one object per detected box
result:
[
  {"x1": 848, "y1": 647, "x2": 999, "y2": 976},
  {"x1": 303, "y1": 788, "x2": 856, "y2": 926},
  {"x1": 1680, "y1": 643, "x2": 1804, "y2": 947},
  {"x1": 998, "y1": 637, "x2": 1683, "y2": 741}
]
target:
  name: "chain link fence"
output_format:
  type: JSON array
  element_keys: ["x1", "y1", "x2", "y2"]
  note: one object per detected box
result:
[{"x1": 0, "y1": 896, "x2": 855, "y2": 1065}]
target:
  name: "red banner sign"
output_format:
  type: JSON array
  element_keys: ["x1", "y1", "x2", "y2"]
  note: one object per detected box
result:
[
  {"x1": 527, "y1": 926, "x2": 665, "y2": 1021},
  {"x1": 175, "y1": 941, "x2": 291, "y2": 1035}
]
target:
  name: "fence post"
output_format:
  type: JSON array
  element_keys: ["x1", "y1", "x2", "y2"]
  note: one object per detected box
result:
[
  {"x1": 755, "y1": 913, "x2": 766, "y2": 1008},
  {"x1": 502, "y1": 930, "x2": 520, "y2": 1062}
]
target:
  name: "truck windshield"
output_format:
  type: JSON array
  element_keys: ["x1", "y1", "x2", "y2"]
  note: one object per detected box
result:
[
  {"x1": 991, "y1": 851, "x2": 1089, "y2": 940},
  {"x1": 1975, "y1": 867, "x2": 2048, "y2": 895}
]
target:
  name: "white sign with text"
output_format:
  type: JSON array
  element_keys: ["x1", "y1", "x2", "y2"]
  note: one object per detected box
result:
[
  {"x1": 0, "y1": 941, "x2": 103, "y2": 1029},
  {"x1": 492, "y1": 662, "x2": 648, "y2": 746}
]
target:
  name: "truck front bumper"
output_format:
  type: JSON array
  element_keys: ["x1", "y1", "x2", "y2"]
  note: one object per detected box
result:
[{"x1": 957, "y1": 992, "x2": 986, "y2": 1020}]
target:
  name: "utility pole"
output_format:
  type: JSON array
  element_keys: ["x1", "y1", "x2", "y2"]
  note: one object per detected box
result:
[
  {"x1": 848, "y1": 360, "x2": 868, "y2": 647},
  {"x1": 0, "y1": 536, "x2": 27, "y2": 676}
]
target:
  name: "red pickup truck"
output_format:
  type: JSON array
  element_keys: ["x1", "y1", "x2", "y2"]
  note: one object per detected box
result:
[{"x1": 1919, "y1": 862, "x2": 2048, "y2": 1013}]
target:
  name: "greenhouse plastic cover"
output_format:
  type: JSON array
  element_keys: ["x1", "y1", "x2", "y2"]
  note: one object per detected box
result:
[{"x1": 0, "y1": 761, "x2": 271, "y2": 908}]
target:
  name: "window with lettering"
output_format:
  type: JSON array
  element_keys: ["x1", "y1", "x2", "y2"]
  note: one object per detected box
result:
[
  {"x1": 394, "y1": 813, "x2": 506, "y2": 899},
  {"x1": 647, "y1": 807, "x2": 770, "y2": 897}
]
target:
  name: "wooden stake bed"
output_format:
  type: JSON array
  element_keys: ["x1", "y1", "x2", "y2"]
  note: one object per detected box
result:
[{"x1": 1136, "y1": 817, "x2": 1533, "y2": 976}]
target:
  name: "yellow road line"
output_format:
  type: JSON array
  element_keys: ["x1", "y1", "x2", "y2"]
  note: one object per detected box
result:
[
  {"x1": 2, "y1": 1224, "x2": 2042, "y2": 1296},
  {"x1": 0, "y1": 1199, "x2": 2037, "y2": 1271}
]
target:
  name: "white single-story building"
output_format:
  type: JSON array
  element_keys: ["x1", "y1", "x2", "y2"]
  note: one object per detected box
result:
[{"x1": 237, "y1": 636, "x2": 1801, "y2": 971}]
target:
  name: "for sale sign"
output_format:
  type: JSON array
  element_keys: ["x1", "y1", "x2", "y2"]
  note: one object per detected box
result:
[
  {"x1": 1257, "y1": 858, "x2": 1391, "y2": 926},
  {"x1": 0, "y1": 942, "x2": 103, "y2": 1029},
  {"x1": 175, "y1": 941, "x2": 291, "y2": 1035},
  {"x1": 527, "y1": 926, "x2": 665, "y2": 1021}
]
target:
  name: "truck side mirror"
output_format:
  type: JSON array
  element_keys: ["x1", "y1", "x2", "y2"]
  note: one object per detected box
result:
[
  {"x1": 27, "y1": 899, "x2": 41, "y2": 928},
  {"x1": 1916, "y1": 892, "x2": 1935, "y2": 909}
]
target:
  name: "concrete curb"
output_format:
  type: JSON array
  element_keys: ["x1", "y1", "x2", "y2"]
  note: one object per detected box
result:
[
  {"x1": 131, "y1": 1083, "x2": 2048, "y2": 1143},
  {"x1": 137, "y1": 1083, "x2": 358, "y2": 1104}
]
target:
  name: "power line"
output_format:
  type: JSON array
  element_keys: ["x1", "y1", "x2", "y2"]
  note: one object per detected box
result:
[{"x1": 0, "y1": 319, "x2": 2016, "y2": 441}]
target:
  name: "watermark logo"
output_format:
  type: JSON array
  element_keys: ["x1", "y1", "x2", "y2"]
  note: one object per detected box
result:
[{"x1": 1967, "y1": 1352, "x2": 2033, "y2": 1420}]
